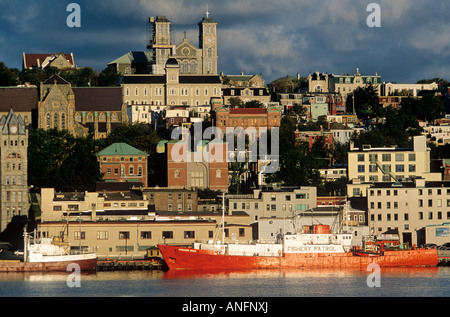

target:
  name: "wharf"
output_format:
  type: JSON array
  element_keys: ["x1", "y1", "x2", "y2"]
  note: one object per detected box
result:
[
  {"x1": 438, "y1": 250, "x2": 450, "y2": 267},
  {"x1": 96, "y1": 259, "x2": 164, "y2": 271}
]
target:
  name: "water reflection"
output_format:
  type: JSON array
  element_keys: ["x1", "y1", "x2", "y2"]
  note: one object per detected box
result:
[{"x1": 162, "y1": 266, "x2": 441, "y2": 280}]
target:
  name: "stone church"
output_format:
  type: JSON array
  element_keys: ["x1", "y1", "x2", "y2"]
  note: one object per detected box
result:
[
  {"x1": 37, "y1": 75, "x2": 127, "y2": 139},
  {"x1": 109, "y1": 11, "x2": 218, "y2": 76},
  {"x1": 0, "y1": 109, "x2": 29, "y2": 232}
]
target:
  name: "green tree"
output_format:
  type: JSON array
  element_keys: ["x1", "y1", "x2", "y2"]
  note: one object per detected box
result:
[
  {"x1": 0, "y1": 62, "x2": 18, "y2": 86},
  {"x1": 28, "y1": 129, "x2": 102, "y2": 191},
  {"x1": 347, "y1": 84, "x2": 381, "y2": 119},
  {"x1": 98, "y1": 65, "x2": 122, "y2": 86}
]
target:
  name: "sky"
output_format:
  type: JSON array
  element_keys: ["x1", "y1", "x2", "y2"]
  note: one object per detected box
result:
[{"x1": 0, "y1": 0, "x2": 449, "y2": 84}]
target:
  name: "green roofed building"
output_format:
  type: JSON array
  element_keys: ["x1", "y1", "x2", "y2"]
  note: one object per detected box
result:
[{"x1": 96, "y1": 143, "x2": 149, "y2": 187}]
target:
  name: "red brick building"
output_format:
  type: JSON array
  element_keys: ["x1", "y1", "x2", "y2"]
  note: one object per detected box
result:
[
  {"x1": 214, "y1": 107, "x2": 281, "y2": 132},
  {"x1": 163, "y1": 139, "x2": 229, "y2": 192},
  {"x1": 96, "y1": 143, "x2": 149, "y2": 187}
]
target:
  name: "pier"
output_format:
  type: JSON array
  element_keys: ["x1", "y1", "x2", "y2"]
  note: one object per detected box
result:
[
  {"x1": 438, "y1": 250, "x2": 450, "y2": 267},
  {"x1": 96, "y1": 258, "x2": 165, "y2": 271}
]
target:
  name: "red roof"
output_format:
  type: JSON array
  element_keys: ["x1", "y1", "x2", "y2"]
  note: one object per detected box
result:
[{"x1": 23, "y1": 53, "x2": 74, "y2": 68}]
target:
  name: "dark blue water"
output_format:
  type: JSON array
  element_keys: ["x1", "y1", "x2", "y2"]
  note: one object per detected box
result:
[{"x1": 0, "y1": 267, "x2": 449, "y2": 298}]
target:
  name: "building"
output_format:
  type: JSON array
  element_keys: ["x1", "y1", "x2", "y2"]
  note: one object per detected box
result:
[
  {"x1": 107, "y1": 51, "x2": 153, "y2": 75},
  {"x1": 39, "y1": 188, "x2": 149, "y2": 222},
  {"x1": 214, "y1": 107, "x2": 281, "y2": 132},
  {"x1": 23, "y1": 52, "x2": 75, "y2": 70},
  {"x1": 227, "y1": 186, "x2": 317, "y2": 224},
  {"x1": 347, "y1": 135, "x2": 442, "y2": 197},
  {"x1": 0, "y1": 87, "x2": 38, "y2": 127},
  {"x1": 222, "y1": 87, "x2": 271, "y2": 107},
  {"x1": 367, "y1": 179, "x2": 450, "y2": 246},
  {"x1": 329, "y1": 68, "x2": 381, "y2": 101},
  {"x1": 96, "y1": 143, "x2": 149, "y2": 187},
  {"x1": 160, "y1": 139, "x2": 229, "y2": 192},
  {"x1": 380, "y1": 82, "x2": 438, "y2": 97},
  {"x1": 142, "y1": 187, "x2": 198, "y2": 212},
  {"x1": 37, "y1": 75, "x2": 127, "y2": 139},
  {"x1": 147, "y1": 12, "x2": 218, "y2": 75},
  {"x1": 38, "y1": 187, "x2": 252, "y2": 257},
  {"x1": 221, "y1": 73, "x2": 265, "y2": 88},
  {"x1": 0, "y1": 109, "x2": 29, "y2": 231},
  {"x1": 121, "y1": 58, "x2": 222, "y2": 110}
]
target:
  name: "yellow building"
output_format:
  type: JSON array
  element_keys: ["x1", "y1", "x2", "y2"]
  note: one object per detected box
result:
[{"x1": 347, "y1": 135, "x2": 442, "y2": 197}]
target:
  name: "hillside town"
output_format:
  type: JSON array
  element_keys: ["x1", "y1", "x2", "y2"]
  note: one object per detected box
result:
[{"x1": 1, "y1": 12, "x2": 450, "y2": 261}]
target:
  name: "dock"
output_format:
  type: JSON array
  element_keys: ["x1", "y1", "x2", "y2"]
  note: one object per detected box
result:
[
  {"x1": 96, "y1": 259, "x2": 165, "y2": 271},
  {"x1": 438, "y1": 250, "x2": 450, "y2": 266}
]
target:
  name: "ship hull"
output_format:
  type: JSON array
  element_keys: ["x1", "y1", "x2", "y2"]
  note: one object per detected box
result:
[
  {"x1": 0, "y1": 257, "x2": 98, "y2": 272},
  {"x1": 157, "y1": 244, "x2": 438, "y2": 270}
]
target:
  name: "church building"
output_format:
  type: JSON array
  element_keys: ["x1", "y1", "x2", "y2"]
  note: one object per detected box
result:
[
  {"x1": 110, "y1": 11, "x2": 218, "y2": 76},
  {"x1": 0, "y1": 109, "x2": 29, "y2": 232}
]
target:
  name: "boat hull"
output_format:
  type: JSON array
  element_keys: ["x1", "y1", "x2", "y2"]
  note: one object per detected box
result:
[
  {"x1": 157, "y1": 244, "x2": 438, "y2": 270},
  {"x1": 0, "y1": 257, "x2": 98, "y2": 272}
]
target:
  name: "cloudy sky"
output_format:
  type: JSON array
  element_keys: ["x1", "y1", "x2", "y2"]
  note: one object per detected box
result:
[{"x1": 1, "y1": 0, "x2": 449, "y2": 84}]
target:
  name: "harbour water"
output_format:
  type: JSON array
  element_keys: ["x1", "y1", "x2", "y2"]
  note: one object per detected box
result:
[{"x1": 0, "y1": 267, "x2": 449, "y2": 298}]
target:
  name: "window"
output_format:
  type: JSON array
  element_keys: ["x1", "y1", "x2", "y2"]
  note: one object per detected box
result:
[
  {"x1": 357, "y1": 165, "x2": 365, "y2": 173},
  {"x1": 74, "y1": 231, "x2": 85, "y2": 240},
  {"x1": 97, "y1": 231, "x2": 109, "y2": 240},
  {"x1": 162, "y1": 231, "x2": 173, "y2": 239},
  {"x1": 357, "y1": 154, "x2": 364, "y2": 162},
  {"x1": 184, "y1": 231, "x2": 195, "y2": 239},
  {"x1": 239, "y1": 228, "x2": 245, "y2": 237},
  {"x1": 119, "y1": 231, "x2": 130, "y2": 239},
  {"x1": 395, "y1": 165, "x2": 404, "y2": 173},
  {"x1": 382, "y1": 154, "x2": 391, "y2": 162}
]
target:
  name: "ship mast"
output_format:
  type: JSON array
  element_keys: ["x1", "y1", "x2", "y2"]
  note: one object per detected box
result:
[{"x1": 221, "y1": 192, "x2": 225, "y2": 244}]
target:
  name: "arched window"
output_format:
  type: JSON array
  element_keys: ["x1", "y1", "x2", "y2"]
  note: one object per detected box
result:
[
  {"x1": 46, "y1": 113, "x2": 51, "y2": 129},
  {"x1": 61, "y1": 113, "x2": 66, "y2": 129},
  {"x1": 207, "y1": 48, "x2": 212, "y2": 57},
  {"x1": 54, "y1": 113, "x2": 58, "y2": 129},
  {"x1": 183, "y1": 61, "x2": 189, "y2": 74},
  {"x1": 191, "y1": 62, "x2": 197, "y2": 74}
]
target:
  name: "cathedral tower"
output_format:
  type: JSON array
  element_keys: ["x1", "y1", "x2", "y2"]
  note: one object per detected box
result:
[
  {"x1": 148, "y1": 16, "x2": 175, "y2": 75},
  {"x1": 198, "y1": 9, "x2": 218, "y2": 75}
]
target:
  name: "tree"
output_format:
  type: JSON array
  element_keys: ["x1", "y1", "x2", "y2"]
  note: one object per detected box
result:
[
  {"x1": 28, "y1": 129, "x2": 102, "y2": 191},
  {"x1": 0, "y1": 62, "x2": 18, "y2": 86},
  {"x1": 228, "y1": 96, "x2": 244, "y2": 108},
  {"x1": 243, "y1": 100, "x2": 264, "y2": 108},
  {"x1": 347, "y1": 84, "x2": 381, "y2": 119},
  {"x1": 98, "y1": 65, "x2": 122, "y2": 86}
]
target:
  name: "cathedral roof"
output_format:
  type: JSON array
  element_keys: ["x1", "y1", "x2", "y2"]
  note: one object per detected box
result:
[
  {"x1": 72, "y1": 87, "x2": 123, "y2": 111},
  {"x1": 0, "y1": 88, "x2": 39, "y2": 112}
]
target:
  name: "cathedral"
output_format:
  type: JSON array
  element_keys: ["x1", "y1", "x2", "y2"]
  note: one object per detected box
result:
[{"x1": 109, "y1": 11, "x2": 218, "y2": 76}]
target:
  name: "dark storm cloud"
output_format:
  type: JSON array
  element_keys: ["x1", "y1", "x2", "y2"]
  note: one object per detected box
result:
[{"x1": 0, "y1": 0, "x2": 448, "y2": 83}]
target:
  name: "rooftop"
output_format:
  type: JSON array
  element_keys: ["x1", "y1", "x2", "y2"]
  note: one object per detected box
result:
[{"x1": 96, "y1": 142, "x2": 148, "y2": 156}]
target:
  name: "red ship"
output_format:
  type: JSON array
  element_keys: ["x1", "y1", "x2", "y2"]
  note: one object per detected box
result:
[{"x1": 158, "y1": 225, "x2": 438, "y2": 270}]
